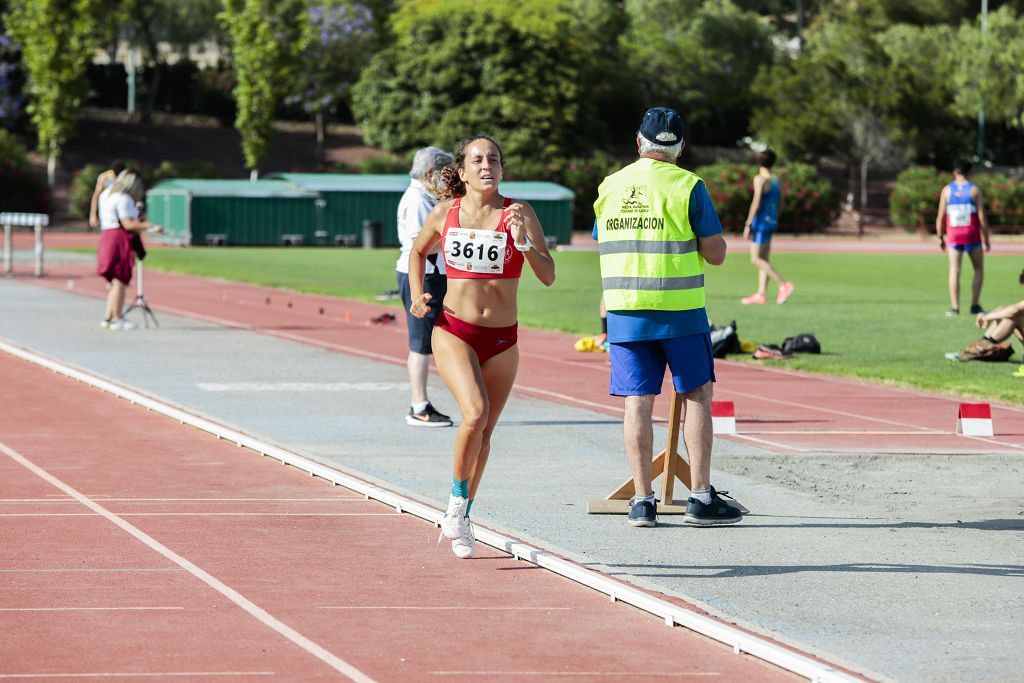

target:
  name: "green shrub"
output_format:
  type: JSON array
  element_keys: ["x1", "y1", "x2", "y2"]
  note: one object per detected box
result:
[
  {"x1": 696, "y1": 160, "x2": 838, "y2": 233},
  {"x1": 0, "y1": 130, "x2": 50, "y2": 214},
  {"x1": 511, "y1": 151, "x2": 622, "y2": 233},
  {"x1": 889, "y1": 165, "x2": 943, "y2": 230},
  {"x1": 778, "y1": 162, "x2": 841, "y2": 232},
  {"x1": 71, "y1": 160, "x2": 229, "y2": 219},
  {"x1": 68, "y1": 162, "x2": 107, "y2": 219},
  {"x1": 149, "y1": 160, "x2": 229, "y2": 185},
  {"x1": 973, "y1": 174, "x2": 1024, "y2": 227},
  {"x1": 353, "y1": 154, "x2": 410, "y2": 175}
]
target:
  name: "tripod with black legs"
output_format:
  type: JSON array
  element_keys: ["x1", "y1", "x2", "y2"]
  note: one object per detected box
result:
[{"x1": 123, "y1": 261, "x2": 158, "y2": 327}]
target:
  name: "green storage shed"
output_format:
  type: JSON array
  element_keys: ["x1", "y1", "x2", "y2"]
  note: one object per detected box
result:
[
  {"x1": 267, "y1": 173, "x2": 575, "y2": 246},
  {"x1": 145, "y1": 179, "x2": 324, "y2": 246}
]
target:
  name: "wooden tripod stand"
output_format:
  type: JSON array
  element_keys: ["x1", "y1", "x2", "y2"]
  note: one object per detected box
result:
[{"x1": 587, "y1": 392, "x2": 749, "y2": 515}]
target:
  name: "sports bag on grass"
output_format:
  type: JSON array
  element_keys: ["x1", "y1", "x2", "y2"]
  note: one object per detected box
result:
[
  {"x1": 782, "y1": 333, "x2": 820, "y2": 355},
  {"x1": 957, "y1": 340, "x2": 1014, "y2": 362},
  {"x1": 711, "y1": 320, "x2": 741, "y2": 358}
]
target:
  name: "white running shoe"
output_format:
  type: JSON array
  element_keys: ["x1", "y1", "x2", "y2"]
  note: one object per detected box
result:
[
  {"x1": 440, "y1": 495, "x2": 469, "y2": 540},
  {"x1": 451, "y1": 519, "x2": 475, "y2": 559},
  {"x1": 108, "y1": 319, "x2": 137, "y2": 330}
]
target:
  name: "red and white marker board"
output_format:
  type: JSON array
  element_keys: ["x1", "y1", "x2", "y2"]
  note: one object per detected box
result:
[
  {"x1": 955, "y1": 403, "x2": 993, "y2": 437},
  {"x1": 711, "y1": 401, "x2": 736, "y2": 435}
]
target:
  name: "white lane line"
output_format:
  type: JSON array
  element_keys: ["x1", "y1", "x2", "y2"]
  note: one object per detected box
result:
[
  {"x1": 0, "y1": 607, "x2": 182, "y2": 612},
  {"x1": 0, "y1": 512, "x2": 400, "y2": 517},
  {"x1": 0, "y1": 568, "x2": 181, "y2": 573},
  {"x1": 429, "y1": 673, "x2": 719, "y2": 678},
  {"x1": 0, "y1": 498, "x2": 364, "y2": 504},
  {"x1": 730, "y1": 433, "x2": 810, "y2": 453},
  {"x1": 740, "y1": 430, "x2": 948, "y2": 436},
  {"x1": 0, "y1": 673, "x2": 275, "y2": 679},
  {"x1": 197, "y1": 382, "x2": 408, "y2": 392},
  {"x1": 0, "y1": 440, "x2": 376, "y2": 683},
  {"x1": 315, "y1": 610, "x2": 573, "y2": 614}
]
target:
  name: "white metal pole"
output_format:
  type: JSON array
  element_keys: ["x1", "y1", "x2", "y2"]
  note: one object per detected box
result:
[
  {"x1": 978, "y1": 0, "x2": 988, "y2": 160},
  {"x1": 2, "y1": 223, "x2": 11, "y2": 274},
  {"x1": 34, "y1": 221, "x2": 43, "y2": 277}
]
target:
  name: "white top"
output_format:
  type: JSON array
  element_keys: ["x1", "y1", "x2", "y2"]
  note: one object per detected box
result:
[
  {"x1": 98, "y1": 189, "x2": 140, "y2": 231},
  {"x1": 395, "y1": 179, "x2": 444, "y2": 275}
]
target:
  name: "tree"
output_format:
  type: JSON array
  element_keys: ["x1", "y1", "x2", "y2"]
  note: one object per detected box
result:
[
  {"x1": 752, "y1": 17, "x2": 909, "y2": 207},
  {"x1": 219, "y1": 0, "x2": 310, "y2": 177},
  {"x1": 619, "y1": 0, "x2": 777, "y2": 144},
  {"x1": 286, "y1": 1, "x2": 377, "y2": 163},
  {"x1": 351, "y1": 0, "x2": 612, "y2": 164},
  {"x1": 949, "y1": 6, "x2": 1024, "y2": 131},
  {"x1": 880, "y1": 22, "x2": 970, "y2": 165},
  {"x1": 3, "y1": 0, "x2": 104, "y2": 185}
]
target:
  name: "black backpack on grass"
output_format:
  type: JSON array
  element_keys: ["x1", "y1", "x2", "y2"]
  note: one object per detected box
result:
[{"x1": 782, "y1": 333, "x2": 821, "y2": 355}]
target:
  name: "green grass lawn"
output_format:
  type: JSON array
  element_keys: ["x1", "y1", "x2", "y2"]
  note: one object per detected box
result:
[{"x1": 71, "y1": 245, "x2": 1024, "y2": 404}]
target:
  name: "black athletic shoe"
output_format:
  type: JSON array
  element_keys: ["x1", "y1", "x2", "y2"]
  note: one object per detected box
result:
[
  {"x1": 970, "y1": 304, "x2": 986, "y2": 314},
  {"x1": 684, "y1": 486, "x2": 742, "y2": 526},
  {"x1": 405, "y1": 403, "x2": 453, "y2": 427},
  {"x1": 627, "y1": 496, "x2": 657, "y2": 527}
]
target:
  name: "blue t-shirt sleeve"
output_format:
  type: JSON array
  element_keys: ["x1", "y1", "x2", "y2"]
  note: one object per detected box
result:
[
  {"x1": 688, "y1": 181, "x2": 724, "y2": 237},
  {"x1": 592, "y1": 219, "x2": 598, "y2": 241}
]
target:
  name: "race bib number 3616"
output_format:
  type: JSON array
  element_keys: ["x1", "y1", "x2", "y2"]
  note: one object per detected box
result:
[{"x1": 444, "y1": 228, "x2": 506, "y2": 274}]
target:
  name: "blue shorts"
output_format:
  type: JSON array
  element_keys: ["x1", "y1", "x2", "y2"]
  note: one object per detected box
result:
[
  {"x1": 609, "y1": 333, "x2": 715, "y2": 396},
  {"x1": 751, "y1": 229, "x2": 774, "y2": 245},
  {"x1": 398, "y1": 271, "x2": 446, "y2": 354},
  {"x1": 949, "y1": 242, "x2": 982, "y2": 253}
]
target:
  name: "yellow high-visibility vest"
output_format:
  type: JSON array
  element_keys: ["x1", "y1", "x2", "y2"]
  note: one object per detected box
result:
[{"x1": 594, "y1": 158, "x2": 705, "y2": 311}]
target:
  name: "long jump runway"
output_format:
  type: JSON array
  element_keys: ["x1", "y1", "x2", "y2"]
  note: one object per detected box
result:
[
  {"x1": 0, "y1": 350, "x2": 798, "y2": 682},
  {"x1": 29, "y1": 262, "x2": 1024, "y2": 455}
]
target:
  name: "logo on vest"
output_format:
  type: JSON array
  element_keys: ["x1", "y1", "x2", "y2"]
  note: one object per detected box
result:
[{"x1": 621, "y1": 185, "x2": 649, "y2": 214}]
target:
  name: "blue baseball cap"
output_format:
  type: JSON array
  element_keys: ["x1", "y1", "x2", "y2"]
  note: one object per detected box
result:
[{"x1": 638, "y1": 107, "x2": 684, "y2": 145}]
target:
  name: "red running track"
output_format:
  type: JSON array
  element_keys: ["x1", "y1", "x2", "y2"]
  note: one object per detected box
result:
[
  {"x1": 26, "y1": 264, "x2": 1024, "y2": 454},
  {"x1": 0, "y1": 343, "x2": 804, "y2": 681}
]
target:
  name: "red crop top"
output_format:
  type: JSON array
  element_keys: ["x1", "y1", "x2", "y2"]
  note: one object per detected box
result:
[{"x1": 441, "y1": 197, "x2": 525, "y2": 280}]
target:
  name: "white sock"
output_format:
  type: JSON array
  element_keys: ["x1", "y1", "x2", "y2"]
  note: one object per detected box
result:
[
  {"x1": 411, "y1": 400, "x2": 429, "y2": 413},
  {"x1": 634, "y1": 492, "x2": 656, "y2": 503},
  {"x1": 691, "y1": 487, "x2": 713, "y2": 504}
]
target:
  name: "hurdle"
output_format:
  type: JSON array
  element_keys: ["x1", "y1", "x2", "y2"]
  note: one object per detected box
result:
[
  {"x1": 588, "y1": 392, "x2": 749, "y2": 515},
  {"x1": 2, "y1": 212, "x2": 48, "y2": 278}
]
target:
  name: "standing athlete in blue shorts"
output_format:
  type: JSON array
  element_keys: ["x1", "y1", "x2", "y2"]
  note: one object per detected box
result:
[
  {"x1": 741, "y1": 149, "x2": 793, "y2": 305},
  {"x1": 594, "y1": 107, "x2": 743, "y2": 528}
]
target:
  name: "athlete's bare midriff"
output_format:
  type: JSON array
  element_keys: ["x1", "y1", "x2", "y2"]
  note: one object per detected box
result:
[{"x1": 443, "y1": 277, "x2": 519, "y2": 327}]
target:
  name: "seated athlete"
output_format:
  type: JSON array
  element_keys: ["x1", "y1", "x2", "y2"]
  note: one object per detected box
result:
[
  {"x1": 408, "y1": 136, "x2": 556, "y2": 558},
  {"x1": 973, "y1": 268, "x2": 1024, "y2": 348}
]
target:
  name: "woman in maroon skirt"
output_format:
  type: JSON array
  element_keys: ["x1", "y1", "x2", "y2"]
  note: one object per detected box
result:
[{"x1": 96, "y1": 171, "x2": 160, "y2": 330}]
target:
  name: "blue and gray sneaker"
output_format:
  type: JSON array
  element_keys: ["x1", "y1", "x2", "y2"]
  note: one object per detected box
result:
[
  {"x1": 627, "y1": 495, "x2": 657, "y2": 527},
  {"x1": 684, "y1": 486, "x2": 742, "y2": 526}
]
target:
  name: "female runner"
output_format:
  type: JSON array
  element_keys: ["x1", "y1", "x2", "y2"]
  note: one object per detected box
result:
[{"x1": 408, "y1": 136, "x2": 556, "y2": 558}]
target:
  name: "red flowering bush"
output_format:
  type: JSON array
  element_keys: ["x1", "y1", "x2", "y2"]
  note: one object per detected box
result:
[
  {"x1": 974, "y1": 174, "x2": 1024, "y2": 228},
  {"x1": 696, "y1": 160, "x2": 838, "y2": 233},
  {"x1": 891, "y1": 167, "x2": 1024, "y2": 231}
]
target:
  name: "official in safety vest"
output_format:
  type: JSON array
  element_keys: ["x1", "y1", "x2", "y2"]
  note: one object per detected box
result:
[{"x1": 594, "y1": 106, "x2": 742, "y2": 529}]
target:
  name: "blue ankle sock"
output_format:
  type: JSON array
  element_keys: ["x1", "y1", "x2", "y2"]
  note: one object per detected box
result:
[
  {"x1": 466, "y1": 499, "x2": 474, "y2": 516},
  {"x1": 451, "y1": 478, "x2": 469, "y2": 498}
]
